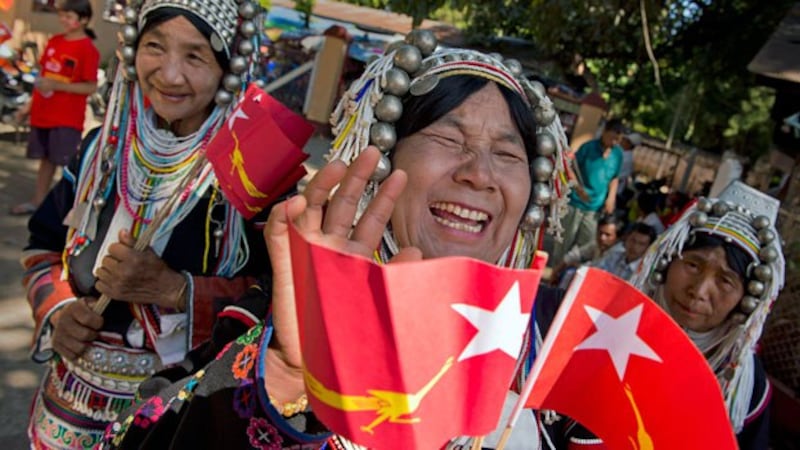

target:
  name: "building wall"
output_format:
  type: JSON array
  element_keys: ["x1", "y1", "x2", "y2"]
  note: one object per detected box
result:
[{"x1": 7, "y1": 0, "x2": 121, "y2": 66}]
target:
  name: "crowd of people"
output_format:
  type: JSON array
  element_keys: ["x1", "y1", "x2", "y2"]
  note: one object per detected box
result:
[{"x1": 13, "y1": 0, "x2": 786, "y2": 449}]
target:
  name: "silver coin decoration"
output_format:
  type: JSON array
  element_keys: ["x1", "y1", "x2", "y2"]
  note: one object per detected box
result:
[{"x1": 409, "y1": 75, "x2": 440, "y2": 96}]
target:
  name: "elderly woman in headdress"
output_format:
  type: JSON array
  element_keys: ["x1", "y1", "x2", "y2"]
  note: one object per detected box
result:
[
  {"x1": 627, "y1": 180, "x2": 783, "y2": 449},
  {"x1": 102, "y1": 32, "x2": 592, "y2": 449},
  {"x1": 22, "y1": 0, "x2": 277, "y2": 447}
]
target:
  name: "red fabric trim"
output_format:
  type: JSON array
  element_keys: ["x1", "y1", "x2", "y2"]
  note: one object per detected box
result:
[
  {"x1": 568, "y1": 441, "x2": 607, "y2": 450},
  {"x1": 190, "y1": 275, "x2": 256, "y2": 347},
  {"x1": 218, "y1": 308, "x2": 259, "y2": 328},
  {"x1": 744, "y1": 378, "x2": 772, "y2": 426},
  {"x1": 22, "y1": 252, "x2": 77, "y2": 339}
]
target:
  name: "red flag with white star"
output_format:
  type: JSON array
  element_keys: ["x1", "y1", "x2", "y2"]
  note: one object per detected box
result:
[
  {"x1": 289, "y1": 224, "x2": 547, "y2": 449},
  {"x1": 523, "y1": 267, "x2": 737, "y2": 449},
  {"x1": 206, "y1": 84, "x2": 312, "y2": 218}
]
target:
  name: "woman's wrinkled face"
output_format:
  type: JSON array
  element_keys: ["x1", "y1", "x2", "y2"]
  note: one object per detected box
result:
[
  {"x1": 135, "y1": 16, "x2": 223, "y2": 136},
  {"x1": 663, "y1": 246, "x2": 745, "y2": 332},
  {"x1": 390, "y1": 83, "x2": 531, "y2": 263}
]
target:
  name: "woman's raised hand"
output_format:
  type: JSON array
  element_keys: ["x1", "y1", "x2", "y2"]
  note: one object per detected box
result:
[{"x1": 262, "y1": 147, "x2": 418, "y2": 402}]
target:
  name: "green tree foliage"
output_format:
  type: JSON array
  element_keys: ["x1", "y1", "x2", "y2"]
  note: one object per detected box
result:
[
  {"x1": 295, "y1": 0, "x2": 315, "y2": 28},
  {"x1": 341, "y1": 0, "x2": 793, "y2": 157}
]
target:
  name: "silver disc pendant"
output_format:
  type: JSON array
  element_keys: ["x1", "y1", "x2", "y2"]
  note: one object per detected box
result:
[{"x1": 410, "y1": 75, "x2": 439, "y2": 96}]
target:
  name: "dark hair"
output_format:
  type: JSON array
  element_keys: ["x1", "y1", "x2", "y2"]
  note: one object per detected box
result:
[
  {"x1": 628, "y1": 222, "x2": 657, "y2": 245},
  {"x1": 597, "y1": 213, "x2": 623, "y2": 231},
  {"x1": 139, "y1": 7, "x2": 229, "y2": 70},
  {"x1": 58, "y1": 0, "x2": 96, "y2": 40},
  {"x1": 683, "y1": 233, "x2": 751, "y2": 282},
  {"x1": 395, "y1": 75, "x2": 538, "y2": 175},
  {"x1": 604, "y1": 118, "x2": 625, "y2": 134}
]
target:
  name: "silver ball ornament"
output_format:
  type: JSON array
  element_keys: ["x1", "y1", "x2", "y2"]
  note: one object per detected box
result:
[
  {"x1": 531, "y1": 157, "x2": 554, "y2": 182},
  {"x1": 123, "y1": 65, "x2": 138, "y2": 81},
  {"x1": 753, "y1": 215, "x2": 771, "y2": 230},
  {"x1": 93, "y1": 198, "x2": 106, "y2": 209},
  {"x1": 533, "y1": 104, "x2": 556, "y2": 126},
  {"x1": 740, "y1": 296, "x2": 759, "y2": 314},
  {"x1": 529, "y1": 80, "x2": 546, "y2": 98},
  {"x1": 123, "y1": 7, "x2": 138, "y2": 25},
  {"x1": 383, "y1": 68, "x2": 410, "y2": 96},
  {"x1": 238, "y1": 1, "x2": 257, "y2": 19},
  {"x1": 238, "y1": 40, "x2": 255, "y2": 56},
  {"x1": 215, "y1": 89, "x2": 234, "y2": 105},
  {"x1": 230, "y1": 56, "x2": 248, "y2": 74},
  {"x1": 120, "y1": 46, "x2": 136, "y2": 64},
  {"x1": 520, "y1": 206, "x2": 545, "y2": 231},
  {"x1": 122, "y1": 25, "x2": 138, "y2": 45},
  {"x1": 753, "y1": 264, "x2": 773, "y2": 282},
  {"x1": 688, "y1": 211, "x2": 708, "y2": 227},
  {"x1": 375, "y1": 95, "x2": 403, "y2": 123},
  {"x1": 223, "y1": 74, "x2": 242, "y2": 92},
  {"x1": 370, "y1": 155, "x2": 392, "y2": 182},
  {"x1": 536, "y1": 132, "x2": 556, "y2": 157},
  {"x1": 759, "y1": 246, "x2": 779, "y2": 263},
  {"x1": 695, "y1": 197, "x2": 712, "y2": 213},
  {"x1": 650, "y1": 272, "x2": 665, "y2": 284},
  {"x1": 369, "y1": 122, "x2": 397, "y2": 152},
  {"x1": 254, "y1": 79, "x2": 266, "y2": 89},
  {"x1": 730, "y1": 313, "x2": 747, "y2": 325},
  {"x1": 757, "y1": 228, "x2": 776, "y2": 245},
  {"x1": 747, "y1": 280, "x2": 765, "y2": 297},
  {"x1": 240, "y1": 21, "x2": 257, "y2": 38},
  {"x1": 656, "y1": 257, "x2": 670, "y2": 271},
  {"x1": 393, "y1": 45, "x2": 423, "y2": 74},
  {"x1": 384, "y1": 40, "x2": 406, "y2": 54},
  {"x1": 405, "y1": 29, "x2": 437, "y2": 56},
  {"x1": 213, "y1": 228, "x2": 225, "y2": 239},
  {"x1": 712, "y1": 200, "x2": 730, "y2": 216},
  {"x1": 531, "y1": 183, "x2": 553, "y2": 206}
]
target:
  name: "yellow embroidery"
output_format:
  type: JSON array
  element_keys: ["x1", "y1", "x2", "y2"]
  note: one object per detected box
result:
[
  {"x1": 624, "y1": 383, "x2": 654, "y2": 450},
  {"x1": 230, "y1": 130, "x2": 269, "y2": 199}
]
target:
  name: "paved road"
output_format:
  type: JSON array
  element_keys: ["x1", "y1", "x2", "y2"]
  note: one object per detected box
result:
[{"x1": 0, "y1": 121, "x2": 330, "y2": 449}]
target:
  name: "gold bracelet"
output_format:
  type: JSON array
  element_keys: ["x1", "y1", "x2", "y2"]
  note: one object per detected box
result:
[{"x1": 268, "y1": 393, "x2": 308, "y2": 417}]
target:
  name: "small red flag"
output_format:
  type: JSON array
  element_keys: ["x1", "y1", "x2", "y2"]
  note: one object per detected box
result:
[
  {"x1": 523, "y1": 267, "x2": 737, "y2": 449},
  {"x1": 206, "y1": 84, "x2": 312, "y2": 218},
  {"x1": 289, "y1": 224, "x2": 547, "y2": 449}
]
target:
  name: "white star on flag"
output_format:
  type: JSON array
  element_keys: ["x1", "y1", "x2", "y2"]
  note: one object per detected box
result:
[
  {"x1": 227, "y1": 108, "x2": 249, "y2": 130},
  {"x1": 452, "y1": 281, "x2": 530, "y2": 362},
  {"x1": 574, "y1": 303, "x2": 662, "y2": 381}
]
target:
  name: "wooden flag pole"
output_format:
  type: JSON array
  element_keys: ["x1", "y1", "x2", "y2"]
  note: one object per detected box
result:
[
  {"x1": 92, "y1": 155, "x2": 209, "y2": 314},
  {"x1": 470, "y1": 436, "x2": 485, "y2": 450}
]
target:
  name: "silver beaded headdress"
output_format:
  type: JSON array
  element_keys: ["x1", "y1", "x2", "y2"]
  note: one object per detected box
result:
[
  {"x1": 629, "y1": 180, "x2": 784, "y2": 431},
  {"x1": 327, "y1": 30, "x2": 572, "y2": 269},
  {"x1": 117, "y1": 0, "x2": 262, "y2": 105}
]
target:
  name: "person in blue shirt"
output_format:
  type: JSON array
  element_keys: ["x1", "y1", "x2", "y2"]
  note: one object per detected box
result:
[{"x1": 551, "y1": 118, "x2": 625, "y2": 266}]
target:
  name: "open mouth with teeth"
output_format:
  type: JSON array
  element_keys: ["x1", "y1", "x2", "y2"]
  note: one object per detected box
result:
[{"x1": 429, "y1": 202, "x2": 490, "y2": 234}]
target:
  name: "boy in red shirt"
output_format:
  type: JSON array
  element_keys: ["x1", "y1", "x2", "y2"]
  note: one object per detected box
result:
[{"x1": 11, "y1": 0, "x2": 99, "y2": 215}]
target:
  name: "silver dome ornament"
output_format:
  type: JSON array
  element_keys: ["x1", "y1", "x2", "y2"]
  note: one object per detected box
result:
[
  {"x1": 531, "y1": 157, "x2": 554, "y2": 182},
  {"x1": 213, "y1": 228, "x2": 225, "y2": 239},
  {"x1": 752, "y1": 215, "x2": 771, "y2": 230},
  {"x1": 238, "y1": 1, "x2": 257, "y2": 19},
  {"x1": 520, "y1": 206, "x2": 545, "y2": 231},
  {"x1": 409, "y1": 75, "x2": 439, "y2": 96},
  {"x1": 120, "y1": 46, "x2": 136, "y2": 64},
  {"x1": 230, "y1": 56, "x2": 248, "y2": 74},
  {"x1": 383, "y1": 68, "x2": 410, "y2": 96},
  {"x1": 253, "y1": 79, "x2": 266, "y2": 89},
  {"x1": 747, "y1": 280, "x2": 765, "y2": 297},
  {"x1": 488, "y1": 52, "x2": 503, "y2": 61},
  {"x1": 695, "y1": 197, "x2": 712, "y2": 213},
  {"x1": 93, "y1": 197, "x2": 106, "y2": 209},
  {"x1": 730, "y1": 313, "x2": 747, "y2": 325},
  {"x1": 405, "y1": 29, "x2": 437, "y2": 56},
  {"x1": 740, "y1": 296, "x2": 759, "y2": 314},
  {"x1": 240, "y1": 20, "x2": 257, "y2": 38},
  {"x1": 122, "y1": 25, "x2": 138, "y2": 45},
  {"x1": 124, "y1": 65, "x2": 138, "y2": 81},
  {"x1": 650, "y1": 271, "x2": 665, "y2": 284},
  {"x1": 757, "y1": 228, "x2": 776, "y2": 245},
  {"x1": 759, "y1": 246, "x2": 779, "y2": 263},
  {"x1": 656, "y1": 257, "x2": 670, "y2": 271},
  {"x1": 529, "y1": 80, "x2": 546, "y2": 98},
  {"x1": 503, "y1": 59, "x2": 523, "y2": 77},
  {"x1": 533, "y1": 104, "x2": 556, "y2": 126},
  {"x1": 215, "y1": 89, "x2": 234, "y2": 105},
  {"x1": 536, "y1": 132, "x2": 556, "y2": 157},
  {"x1": 712, "y1": 200, "x2": 730, "y2": 216},
  {"x1": 370, "y1": 155, "x2": 392, "y2": 182},
  {"x1": 238, "y1": 40, "x2": 255, "y2": 56},
  {"x1": 531, "y1": 183, "x2": 553, "y2": 206},
  {"x1": 375, "y1": 95, "x2": 403, "y2": 123},
  {"x1": 753, "y1": 264, "x2": 773, "y2": 282},
  {"x1": 369, "y1": 122, "x2": 396, "y2": 152},
  {"x1": 688, "y1": 211, "x2": 708, "y2": 227},
  {"x1": 223, "y1": 74, "x2": 242, "y2": 92},
  {"x1": 393, "y1": 45, "x2": 423, "y2": 74},
  {"x1": 123, "y1": 7, "x2": 138, "y2": 25}
]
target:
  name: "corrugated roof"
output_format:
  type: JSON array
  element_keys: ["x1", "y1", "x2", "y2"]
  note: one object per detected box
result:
[{"x1": 747, "y1": 4, "x2": 800, "y2": 84}]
